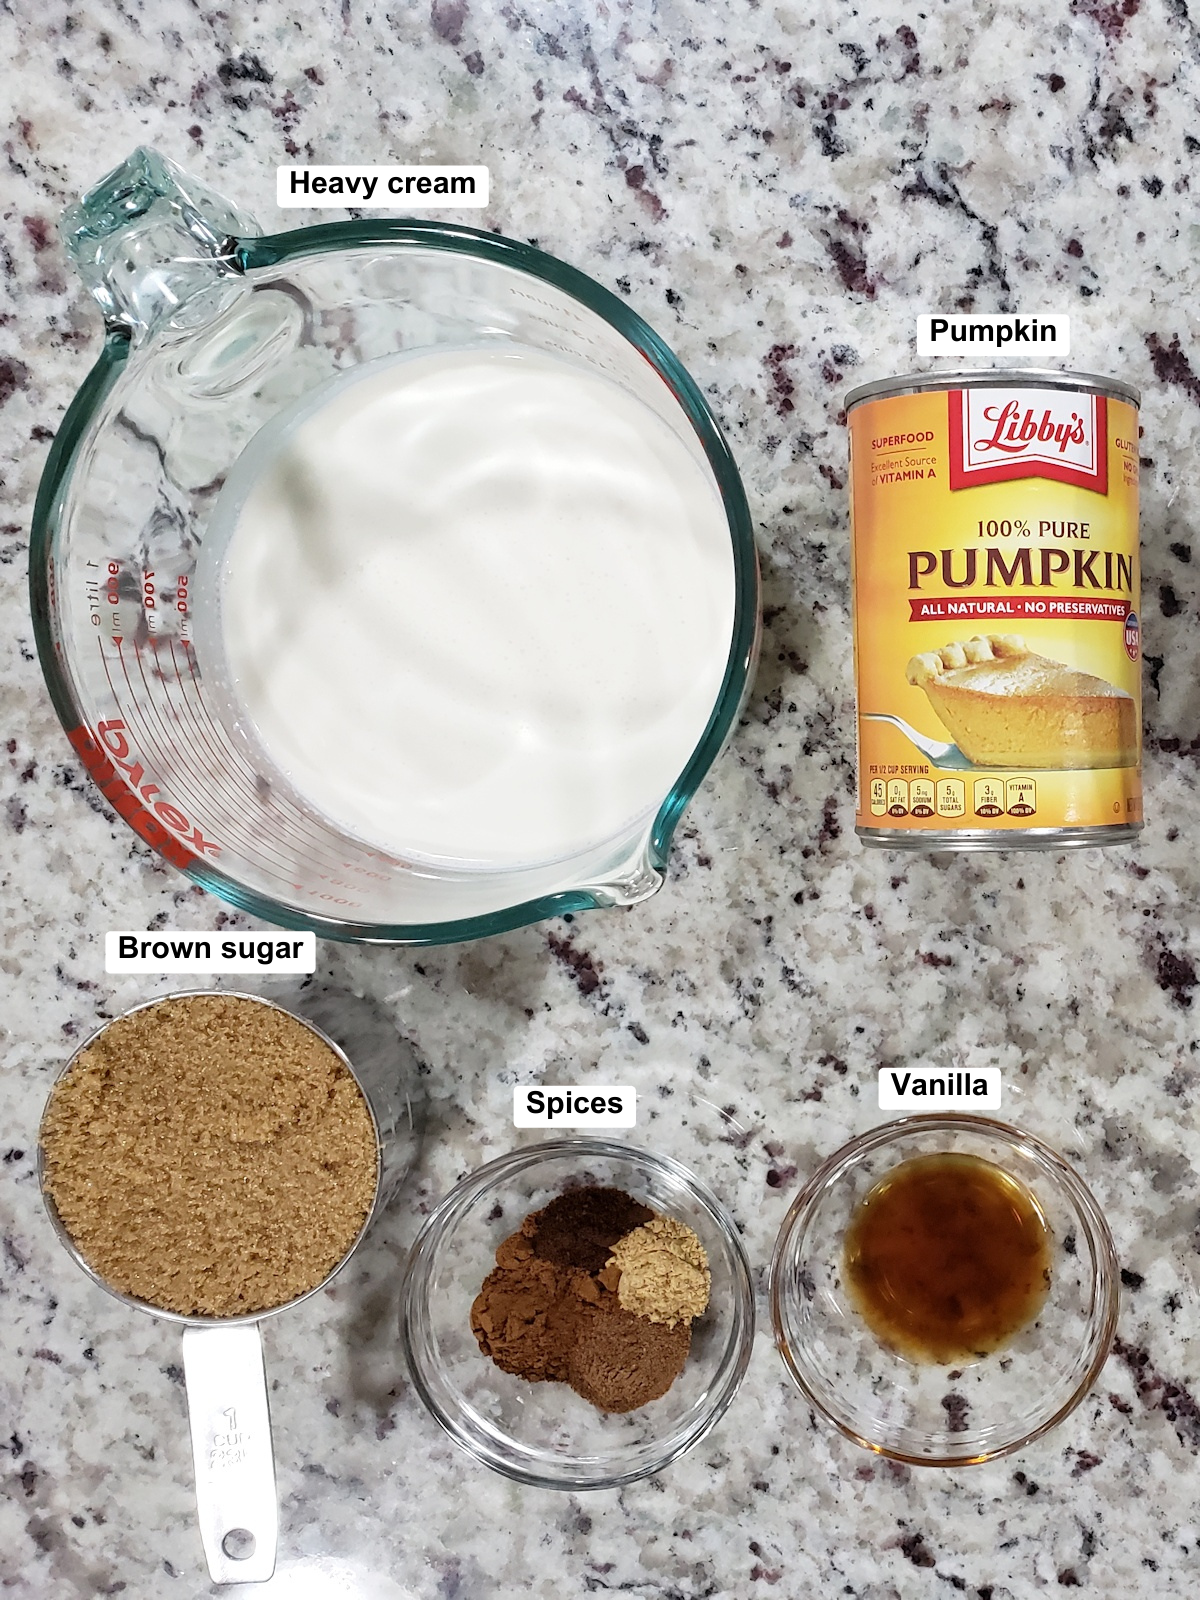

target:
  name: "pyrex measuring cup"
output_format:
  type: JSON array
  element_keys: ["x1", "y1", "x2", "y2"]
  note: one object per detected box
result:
[
  {"x1": 30, "y1": 149, "x2": 760, "y2": 943},
  {"x1": 37, "y1": 990, "x2": 423, "y2": 1583}
]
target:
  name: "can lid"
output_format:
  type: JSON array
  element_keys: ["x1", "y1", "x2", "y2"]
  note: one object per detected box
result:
[{"x1": 844, "y1": 366, "x2": 1141, "y2": 411}]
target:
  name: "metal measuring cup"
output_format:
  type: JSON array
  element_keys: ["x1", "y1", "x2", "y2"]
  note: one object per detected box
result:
[{"x1": 37, "y1": 988, "x2": 423, "y2": 1584}]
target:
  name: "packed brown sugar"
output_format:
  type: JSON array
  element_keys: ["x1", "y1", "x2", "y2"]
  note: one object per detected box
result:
[{"x1": 40, "y1": 994, "x2": 378, "y2": 1318}]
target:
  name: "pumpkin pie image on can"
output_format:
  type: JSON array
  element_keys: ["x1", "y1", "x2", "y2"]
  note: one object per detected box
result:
[
  {"x1": 905, "y1": 633, "x2": 1139, "y2": 771},
  {"x1": 846, "y1": 368, "x2": 1142, "y2": 850}
]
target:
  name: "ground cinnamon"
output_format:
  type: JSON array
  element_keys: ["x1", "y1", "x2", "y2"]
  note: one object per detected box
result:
[{"x1": 471, "y1": 1245, "x2": 586, "y2": 1376}]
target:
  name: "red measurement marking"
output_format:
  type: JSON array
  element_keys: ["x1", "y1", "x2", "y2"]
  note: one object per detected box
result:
[
  {"x1": 99, "y1": 643, "x2": 222, "y2": 859},
  {"x1": 103, "y1": 635, "x2": 363, "y2": 888},
  {"x1": 106, "y1": 641, "x2": 299, "y2": 883},
  {"x1": 169, "y1": 640, "x2": 374, "y2": 870}
]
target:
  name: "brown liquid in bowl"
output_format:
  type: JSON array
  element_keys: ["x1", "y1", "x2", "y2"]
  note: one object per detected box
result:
[{"x1": 842, "y1": 1152, "x2": 1051, "y2": 1364}]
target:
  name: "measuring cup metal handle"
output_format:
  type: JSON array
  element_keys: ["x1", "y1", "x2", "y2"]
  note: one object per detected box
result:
[{"x1": 182, "y1": 1323, "x2": 278, "y2": 1584}]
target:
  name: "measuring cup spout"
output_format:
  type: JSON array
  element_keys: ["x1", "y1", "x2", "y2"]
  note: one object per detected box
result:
[
  {"x1": 583, "y1": 843, "x2": 664, "y2": 907},
  {"x1": 59, "y1": 148, "x2": 259, "y2": 346}
]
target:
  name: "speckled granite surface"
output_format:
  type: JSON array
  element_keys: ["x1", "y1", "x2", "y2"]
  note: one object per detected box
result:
[{"x1": 5, "y1": 1, "x2": 1200, "y2": 1595}]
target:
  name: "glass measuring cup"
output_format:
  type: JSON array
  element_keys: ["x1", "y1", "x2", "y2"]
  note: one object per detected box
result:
[
  {"x1": 37, "y1": 989, "x2": 423, "y2": 1583},
  {"x1": 31, "y1": 149, "x2": 760, "y2": 944}
]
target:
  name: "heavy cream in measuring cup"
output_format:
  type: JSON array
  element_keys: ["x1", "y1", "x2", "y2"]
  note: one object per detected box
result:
[{"x1": 203, "y1": 347, "x2": 735, "y2": 868}]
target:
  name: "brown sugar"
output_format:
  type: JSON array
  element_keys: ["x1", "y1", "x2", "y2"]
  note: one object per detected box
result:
[
  {"x1": 470, "y1": 1184, "x2": 707, "y2": 1413},
  {"x1": 40, "y1": 994, "x2": 378, "y2": 1318}
]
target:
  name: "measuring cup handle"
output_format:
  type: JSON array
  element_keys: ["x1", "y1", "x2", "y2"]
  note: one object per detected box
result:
[
  {"x1": 181, "y1": 1323, "x2": 278, "y2": 1584},
  {"x1": 59, "y1": 148, "x2": 260, "y2": 345}
]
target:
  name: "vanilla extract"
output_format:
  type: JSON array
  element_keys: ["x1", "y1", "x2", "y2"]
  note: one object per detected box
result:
[{"x1": 842, "y1": 1152, "x2": 1052, "y2": 1365}]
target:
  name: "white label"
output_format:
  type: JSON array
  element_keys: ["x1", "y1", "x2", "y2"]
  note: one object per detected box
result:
[
  {"x1": 878, "y1": 1067, "x2": 1002, "y2": 1111},
  {"x1": 276, "y1": 165, "x2": 489, "y2": 208},
  {"x1": 105, "y1": 931, "x2": 317, "y2": 974},
  {"x1": 955, "y1": 387, "x2": 1101, "y2": 484},
  {"x1": 916, "y1": 314, "x2": 1070, "y2": 358},
  {"x1": 513, "y1": 1086, "x2": 637, "y2": 1129}
]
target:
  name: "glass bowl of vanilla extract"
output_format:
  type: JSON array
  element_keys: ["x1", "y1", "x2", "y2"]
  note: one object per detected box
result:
[{"x1": 768, "y1": 1114, "x2": 1119, "y2": 1466}]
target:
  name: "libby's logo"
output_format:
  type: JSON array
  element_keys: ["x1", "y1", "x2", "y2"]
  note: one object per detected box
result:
[{"x1": 949, "y1": 389, "x2": 1107, "y2": 493}]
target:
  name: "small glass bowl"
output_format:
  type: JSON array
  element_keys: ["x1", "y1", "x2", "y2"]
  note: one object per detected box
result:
[
  {"x1": 400, "y1": 1138, "x2": 754, "y2": 1489},
  {"x1": 769, "y1": 1114, "x2": 1119, "y2": 1467}
]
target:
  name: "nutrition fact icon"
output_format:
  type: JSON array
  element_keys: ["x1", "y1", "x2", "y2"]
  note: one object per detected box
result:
[
  {"x1": 1006, "y1": 778, "x2": 1036, "y2": 817},
  {"x1": 936, "y1": 779, "x2": 966, "y2": 818},
  {"x1": 870, "y1": 775, "x2": 1034, "y2": 820},
  {"x1": 973, "y1": 778, "x2": 1005, "y2": 818}
]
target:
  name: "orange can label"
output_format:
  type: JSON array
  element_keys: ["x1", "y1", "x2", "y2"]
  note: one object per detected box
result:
[{"x1": 849, "y1": 381, "x2": 1142, "y2": 840}]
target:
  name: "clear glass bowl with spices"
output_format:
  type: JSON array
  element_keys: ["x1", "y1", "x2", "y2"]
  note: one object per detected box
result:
[
  {"x1": 400, "y1": 1139, "x2": 754, "y2": 1489},
  {"x1": 769, "y1": 1114, "x2": 1119, "y2": 1467}
]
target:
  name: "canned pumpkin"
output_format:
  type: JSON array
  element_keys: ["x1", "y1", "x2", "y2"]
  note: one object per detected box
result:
[{"x1": 846, "y1": 369, "x2": 1142, "y2": 849}]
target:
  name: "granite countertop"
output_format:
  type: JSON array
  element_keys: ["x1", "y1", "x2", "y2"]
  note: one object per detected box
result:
[{"x1": 5, "y1": 1, "x2": 1200, "y2": 1595}]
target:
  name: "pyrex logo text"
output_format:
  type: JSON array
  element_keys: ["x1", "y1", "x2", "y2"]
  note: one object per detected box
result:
[{"x1": 67, "y1": 721, "x2": 220, "y2": 867}]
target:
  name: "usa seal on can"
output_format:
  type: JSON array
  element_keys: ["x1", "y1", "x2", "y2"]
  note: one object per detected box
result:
[{"x1": 846, "y1": 368, "x2": 1142, "y2": 850}]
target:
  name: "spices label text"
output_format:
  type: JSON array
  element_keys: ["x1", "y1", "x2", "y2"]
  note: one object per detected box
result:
[
  {"x1": 513, "y1": 1086, "x2": 637, "y2": 1129},
  {"x1": 277, "y1": 165, "x2": 489, "y2": 208},
  {"x1": 105, "y1": 931, "x2": 317, "y2": 974},
  {"x1": 878, "y1": 1067, "x2": 1002, "y2": 1111}
]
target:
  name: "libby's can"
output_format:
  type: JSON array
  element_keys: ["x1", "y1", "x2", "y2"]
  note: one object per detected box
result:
[{"x1": 846, "y1": 368, "x2": 1142, "y2": 849}]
